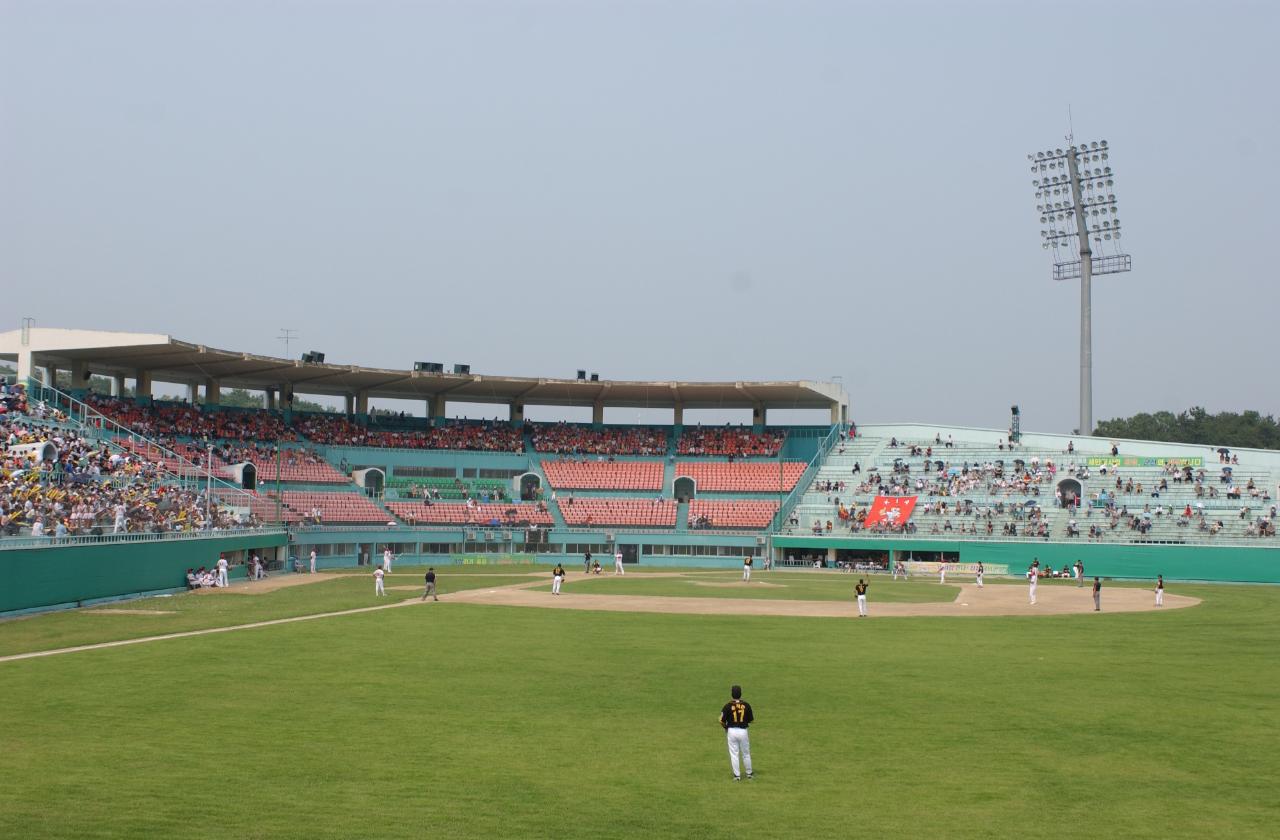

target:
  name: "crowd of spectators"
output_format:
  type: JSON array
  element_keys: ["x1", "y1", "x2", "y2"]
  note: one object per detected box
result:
[
  {"x1": 87, "y1": 394, "x2": 295, "y2": 441},
  {"x1": 677, "y1": 426, "x2": 785, "y2": 458},
  {"x1": 528, "y1": 422, "x2": 667, "y2": 456},
  {"x1": 294, "y1": 415, "x2": 523, "y2": 452},
  {"x1": 0, "y1": 381, "x2": 28, "y2": 416},
  {"x1": 2, "y1": 417, "x2": 258, "y2": 538}
]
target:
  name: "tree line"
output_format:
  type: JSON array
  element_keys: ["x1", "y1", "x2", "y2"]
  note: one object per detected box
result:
[{"x1": 1094, "y1": 407, "x2": 1280, "y2": 450}]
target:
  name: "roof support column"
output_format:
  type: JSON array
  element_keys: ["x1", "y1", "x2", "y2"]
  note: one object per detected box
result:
[
  {"x1": 264, "y1": 388, "x2": 276, "y2": 410},
  {"x1": 431, "y1": 397, "x2": 446, "y2": 420},
  {"x1": 830, "y1": 402, "x2": 842, "y2": 425},
  {"x1": 15, "y1": 351, "x2": 34, "y2": 384},
  {"x1": 41, "y1": 364, "x2": 56, "y2": 388},
  {"x1": 345, "y1": 394, "x2": 355, "y2": 415},
  {"x1": 592, "y1": 401, "x2": 604, "y2": 426},
  {"x1": 510, "y1": 400, "x2": 524, "y2": 423},
  {"x1": 356, "y1": 390, "x2": 369, "y2": 415},
  {"x1": 111, "y1": 375, "x2": 125, "y2": 397},
  {"x1": 673, "y1": 404, "x2": 684, "y2": 427},
  {"x1": 69, "y1": 361, "x2": 88, "y2": 395},
  {"x1": 205, "y1": 378, "x2": 220, "y2": 406},
  {"x1": 753, "y1": 404, "x2": 765, "y2": 431},
  {"x1": 186, "y1": 383, "x2": 198, "y2": 404},
  {"x1": 134, "y1": 371, "x2": 152, "y2": 402}
]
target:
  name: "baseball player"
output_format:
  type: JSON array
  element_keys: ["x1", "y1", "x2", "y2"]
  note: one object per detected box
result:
[
  {"x1": 374, "y1": 566, "x2": 386, "y2": 596},
  {"x1": 1155, "y1": 574, "x2": 1164, "y2": 607},
  {"x1": 309, "y1": 549, "x2": 317, "y2": 574},
  {"x1": 892, "y1": 560, "x2": 908, "y2": 581},
  {"x1": 1027, "y1": 560, "x2": 1039, "y2": 605},
  {"x1": 382, "y1": 547, "x2": 394, "y2": 573},
  {"x1": 855, "y1": 579, "x2": 869, "y2": 617},
  {"x1": 584, "y1": 550, "x2": 592, "y2": 574},
  {"x1": 216, "y1": 554, "x2": 229, "y2": 588},
  {"x1": 1074, "y1": 559, "x2": 1084, "y2": 587},
  {"x1": 421, "y1": 567, "x2": 439, "y2": 601},
  {"x1": 552, "y1": 562, "x2": 565, "y2": 595},
  {"x1": 719, "y1": 685, "x2": 754, "y2": 781},
  {"x1": 743, "y1": 556, "x2": 753, "y2": 582},
  {"x1": 1092, "y1": 577, "x2": 1102, "y2": 611},
  {"x1": 938, "y1": 562, "x2": 947, "y2": 585},
  {"x1": 614, "y1": 550, "x2": 624, "y2": 575},
  {"x1": 975, "y1": 561, "x2": 984, "y2": 589}
]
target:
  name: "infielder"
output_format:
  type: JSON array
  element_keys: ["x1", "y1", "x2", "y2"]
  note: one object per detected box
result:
[
  {"x1": 975, "y1": 561, "x2": 984, "y2": 589},
  {"x1": 1027, "y1": 560, "x2": 1039, "y2": 605},
  {"x1": 719, "y1": 685, "x2": 755, "y2": 781},
  {"x1": 422, "y1": 567, "x2": 439, "y2": 602},
  {"x1": 743, "y1": 556, "x2": 752, "y2": 582},
  {"x1": 552, "y1": 562, "x2": 565, "y2": 595},
  {"x1": 1092, "y1": 577, "x2": 1102, "y2": 611},
  {"x1": 614, "y1": 550, "x2": 624, "y2": 575},
  {"x1": 374, "y1": 566, "x2": 386, "y2": 596},
  {"x1": 382, "y1": 547, "x2": 394, "y2": 573},
  {"x1": 1155, "y1": 574, "x2": 1164, "y2": 607},
  {"x1": 1074, "y1": 559, "x2": 1084, "y2": 587},
  {"x1": 855, "y1": 579, "x2": 869, "y2": 617},
  {"x1": 892, "y1": 560, "x2": 908, "y2": 581},
  {"x1": 216, "y1": 554, "x2": 229, "y2": 588},
  {"x1": 938, "y1": 562, "x2": 946, "y2": 585},
  {"x1": 309, "y1": 549, "x2": 317, "y2": 574}
]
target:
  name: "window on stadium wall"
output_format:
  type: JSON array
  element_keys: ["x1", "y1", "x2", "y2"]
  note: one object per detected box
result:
[
  {"x1": 421, "y1": 543, "x2": 461, "y2": 554},
  {"x1": 478, "y1": 469, "x2": 523, "y2": 479},
  {"x1": 643, "y1": 544, "x2": 762, "y2": 557},
  {"x1": 394, "y1": 467, "x2": 456, "y2": 478},
  {"x1": 565, "y1": 543, "x2": 610, "y2": 555}
]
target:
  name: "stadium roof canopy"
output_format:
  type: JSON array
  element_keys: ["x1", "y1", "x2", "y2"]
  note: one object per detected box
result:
[{"x1": 0, "y1": 327, "x2": 848, "y2": 419}]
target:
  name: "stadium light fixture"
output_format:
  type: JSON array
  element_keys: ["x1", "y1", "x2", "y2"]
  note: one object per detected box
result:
[{"x1": 1027, "y1": 137, "x2": 1131, "y2": 436}]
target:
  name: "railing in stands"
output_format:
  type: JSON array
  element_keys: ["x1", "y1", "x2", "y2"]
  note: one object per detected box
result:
[
  {"x1": 771, "y1": 423, "x2": 843, "y2": 533},
  {"x1": 0, "y1": 526, "x2": 287, "y2": 551}
]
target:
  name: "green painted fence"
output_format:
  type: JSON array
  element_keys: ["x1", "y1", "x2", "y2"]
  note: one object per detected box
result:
[
  {"x1": 771, "y1": 536, "x2": 1280, "y2": 583},
  {"x1": 0, "y1": 530, "x2": 289, "y2": 614}
]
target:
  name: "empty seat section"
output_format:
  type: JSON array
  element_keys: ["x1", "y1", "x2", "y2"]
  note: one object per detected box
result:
[
  {"x1": 280, "y1": 491, "x2": 388, "y2": 523},
  {"x1": 558, "y1": 499, "x2": 677, "y2": 527},
  {"x1": 676, "y1": 462, "x2": 806, "y2": 492},
  {"x1": 541, "y1": 460, "x2": 663, "y2": 490},
  {"x1": 688, "y1": 500, "x2": 778, "y2": 529}
]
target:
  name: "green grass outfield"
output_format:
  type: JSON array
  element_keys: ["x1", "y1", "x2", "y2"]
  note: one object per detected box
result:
[{"x1": 1, "y1": 569, "x2": 1277, "y2": 839}]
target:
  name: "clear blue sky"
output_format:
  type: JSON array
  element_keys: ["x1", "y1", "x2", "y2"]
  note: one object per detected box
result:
[{"x1": 3, "y1": 0, "x2": 1276, "y2": 429}]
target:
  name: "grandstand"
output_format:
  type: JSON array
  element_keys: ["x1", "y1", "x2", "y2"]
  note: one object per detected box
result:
[{"x1": 3, "y1": 325, "x2": 1279, "y2": 617}]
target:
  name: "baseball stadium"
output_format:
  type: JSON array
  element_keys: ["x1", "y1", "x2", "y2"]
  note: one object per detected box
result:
[{"x1": 1, "y1": 327, "x2": 1277, "y2": 838}]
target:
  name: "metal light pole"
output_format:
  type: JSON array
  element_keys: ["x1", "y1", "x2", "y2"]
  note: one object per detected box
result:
[
  {"x1": 1028, "y1": 140, "x2": 1131, "y2": 435},
  {"x1": 206, "y1": 442, "x2": 214, "y2": 526}
]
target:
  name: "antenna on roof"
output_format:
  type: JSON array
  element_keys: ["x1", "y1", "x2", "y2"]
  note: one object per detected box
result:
[{"x1": 278, "y1": 328, "x2": 298, "y2": 359}]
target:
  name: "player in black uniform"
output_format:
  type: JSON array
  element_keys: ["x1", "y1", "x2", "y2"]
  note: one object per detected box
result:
[
  {"x1": 421, "y1": 567, "x2": 439, "y2": 601},
  {"x1": 719, "y1": 685, "x2": 755, "y2": 780},
  {"x1": 854, "y1": 579, "x2": 869, "y2": 617},
  {"x1": 552, "y1": 562, "x2": 566, "y2": 595}
]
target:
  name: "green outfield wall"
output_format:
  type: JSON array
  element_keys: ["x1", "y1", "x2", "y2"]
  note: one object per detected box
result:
[
  {"x1": 0, "y1": 530, "x2": 289, "y2": 614},
  {"x1": 770, "y1": 536, "x2": 1280, "y2": 583}
]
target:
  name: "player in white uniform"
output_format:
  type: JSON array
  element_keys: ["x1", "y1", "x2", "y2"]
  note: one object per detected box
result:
[
  {"x1": 743, "y1": 556, "x2": 752, "y2": 582},
  {"x1": 382, "y1": 548, "x2": 393, "y2": 573},
  {"x1": 892, "y1": 560, "x2": 908, "y2": 581},
  {"x1": 1027, "y1": 560, "x2": 1039, "y2": 605},
  {"x1": 938, "y1": 563, "x2": 947, "y2": 584},
  {"x1": 374, "y1": 567, "x2": 386, "y2": 596},
  {"x1": 975, "y1": 562, "x2": 984, "y2": 589},
  {"x1": 1154, "y1": 575, "x2": 1164, "y2": 607},
  {"x1": 309, "y1": 549, "x2": 317, "y2": 574},
  {"x1": 614, "y1": 551, "x2": 624, "y2": 575},
  {"x1": 216, "y1": 555, "x2": 229, "y2": 588}
]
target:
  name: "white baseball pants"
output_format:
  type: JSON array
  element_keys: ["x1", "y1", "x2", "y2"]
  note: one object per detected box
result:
[
  {"x1": 743, "y1": 566, "x2": 751, "y2": 582},
  {"x1": 1155, "y1": 589, "x2": 1163, "y2": 606},
  {"x1": 376, "y1": 579, "x2": 385, "y2": 596},
  {"x1": 727, "y1": 728, "x2": 752, "y2": 778},
  {"x1": 552, "y1": 575, "x2": 562, "y2": 594},
  {"x1": 857, "y1": 594, "x2": 867, "y2": 616}
]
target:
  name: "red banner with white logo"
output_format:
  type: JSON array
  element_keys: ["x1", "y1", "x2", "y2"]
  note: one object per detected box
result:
[{"x1": 864, "y1": 495, "x2": 918, "y2": 527}]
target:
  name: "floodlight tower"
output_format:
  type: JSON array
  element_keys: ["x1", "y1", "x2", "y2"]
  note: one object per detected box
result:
[{"x1": 1028, "y1": 140, "x2": 1131, "y2": 435}]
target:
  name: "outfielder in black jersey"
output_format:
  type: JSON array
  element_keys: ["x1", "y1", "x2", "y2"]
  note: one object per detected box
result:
[{"x1": 719, "y1": 685, "x2": 754, "y2": 780}]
